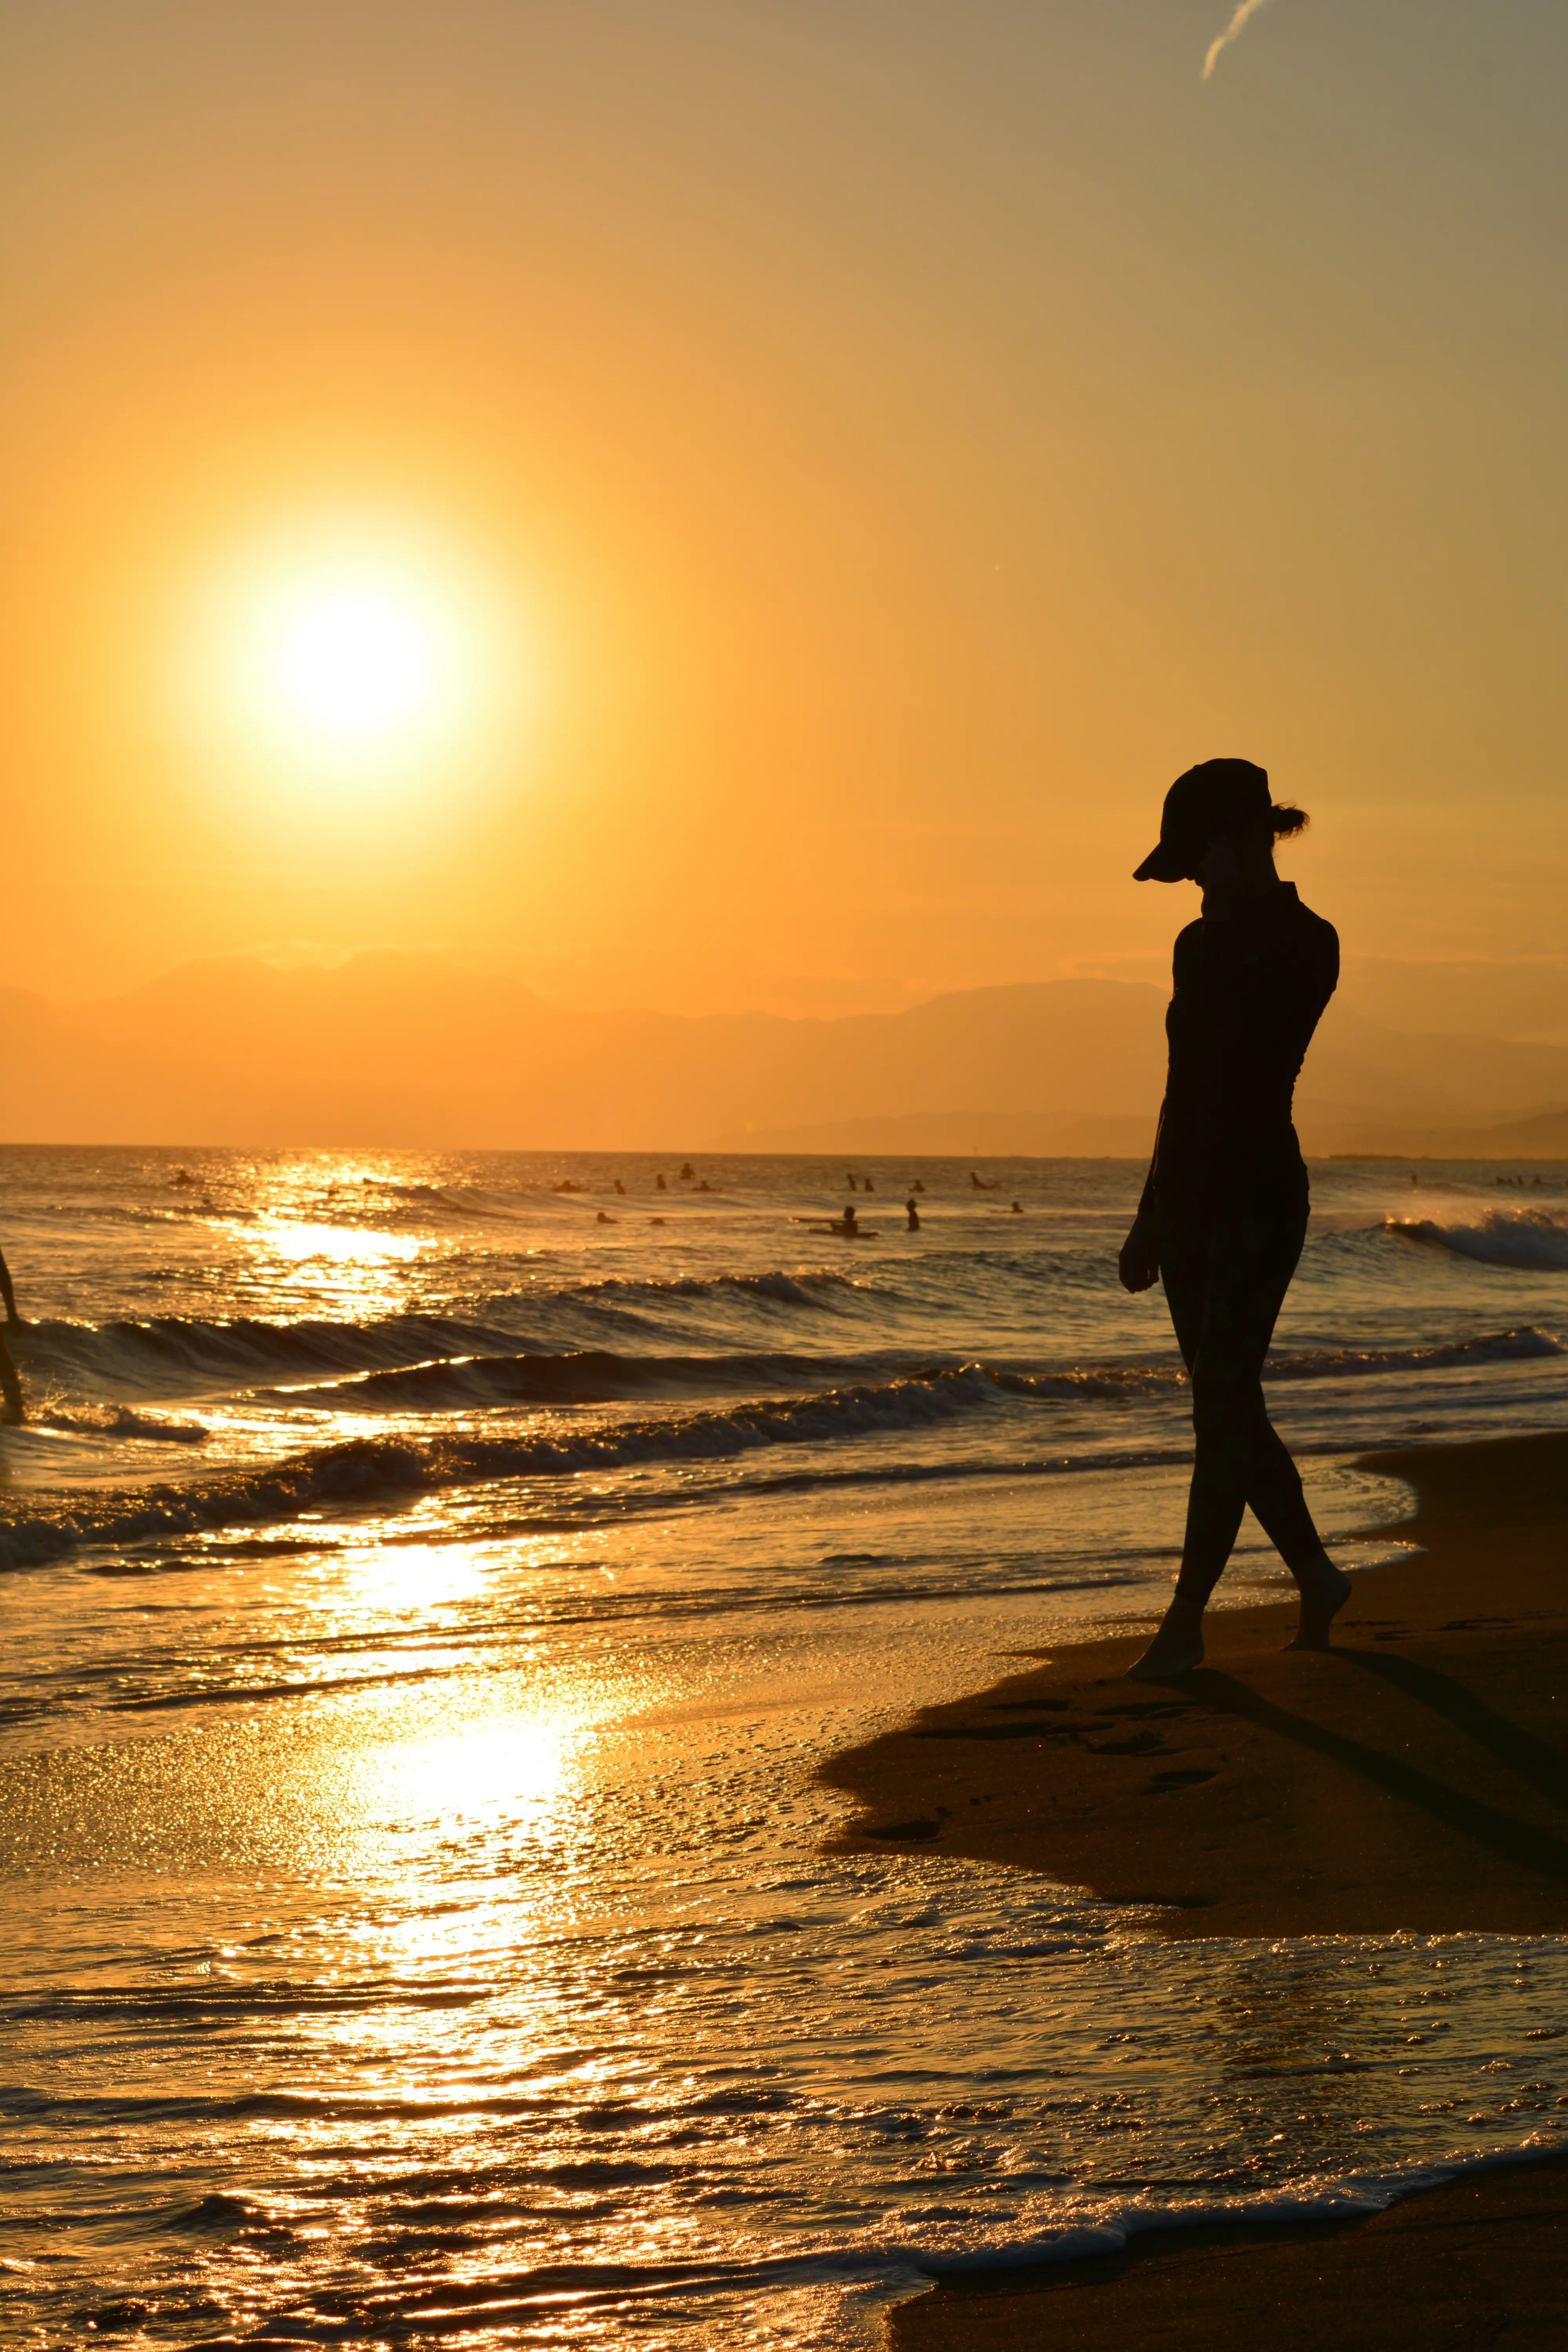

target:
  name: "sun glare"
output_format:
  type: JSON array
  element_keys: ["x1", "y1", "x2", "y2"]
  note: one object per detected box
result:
[
  {"x1": 274, "y1": 583, "x2": 441, "y2": 742},
  {"x1": 179, "y1": 515, "x2": 528, "y2": 797}
]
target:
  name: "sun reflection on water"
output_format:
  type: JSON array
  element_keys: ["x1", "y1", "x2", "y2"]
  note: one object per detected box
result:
[
  {"x1": 232, "y1": 1155, "x2": 456, "y2": 1318},
  {"x1": 327, "y1": 1529, "x2": 619, "y2": 1628},
  {"x1": 262, "y1": 1220, "x2": 424, "y2": 1265},
  {"x1": 381, "y1": 1708, "x2": 586, "y2": 1838},
  {"x1": 253, "y1": 1218, "x2": 426, "y2": 1328}
]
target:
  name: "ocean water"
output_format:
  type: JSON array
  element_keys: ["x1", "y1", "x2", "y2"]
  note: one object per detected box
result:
[{"x1": 2, "y1": 1145, "x2": 1566, "y2": 2347}]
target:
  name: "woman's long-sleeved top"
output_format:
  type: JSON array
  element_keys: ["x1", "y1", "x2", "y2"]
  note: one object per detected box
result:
[{"x1": 1139, "y1": 881, "x2": 1339, "y2": 1222}]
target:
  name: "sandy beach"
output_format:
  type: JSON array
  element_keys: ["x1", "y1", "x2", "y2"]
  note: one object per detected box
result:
[
  {"x1": 825, "y1": 1429, "x2": 1568, "y2": 1936},
  {"x1": 821, "y1": 1428, "x2": 1568, "y2": 2341}
]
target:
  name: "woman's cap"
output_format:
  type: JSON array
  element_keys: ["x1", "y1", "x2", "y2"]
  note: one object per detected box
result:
[{"x1": 1134, "y1": 757, "x2": 1272, "y2": 882}]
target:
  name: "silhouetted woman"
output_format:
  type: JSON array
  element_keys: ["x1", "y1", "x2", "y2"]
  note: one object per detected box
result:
[{"x1": 1118, "y1": 759, "x2": 1350, "y2": 1678}]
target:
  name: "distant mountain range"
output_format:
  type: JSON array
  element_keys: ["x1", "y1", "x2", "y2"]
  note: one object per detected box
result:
[{"x1": 3, "y1": 951, "x2": 1568, "y2": 1156}]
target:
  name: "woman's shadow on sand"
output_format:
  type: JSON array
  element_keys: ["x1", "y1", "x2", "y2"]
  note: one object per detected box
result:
[{"x1": 1184, "y1": 1653, "x2": 1568, "y2": 1888}]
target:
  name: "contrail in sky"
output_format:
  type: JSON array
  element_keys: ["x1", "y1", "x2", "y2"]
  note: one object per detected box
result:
[{"x1": 1202, "y1": 0, "x2": 1279, "y2": 80}]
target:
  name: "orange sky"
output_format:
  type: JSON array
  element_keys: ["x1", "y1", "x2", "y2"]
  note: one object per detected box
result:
[{"x1": 4, "y1": 0, "x2": 1566, "y2": 1018}]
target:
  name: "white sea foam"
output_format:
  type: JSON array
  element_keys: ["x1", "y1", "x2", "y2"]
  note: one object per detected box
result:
[{"x1": 34, "y1": 1402, "x2": 209, "y2": 1445}]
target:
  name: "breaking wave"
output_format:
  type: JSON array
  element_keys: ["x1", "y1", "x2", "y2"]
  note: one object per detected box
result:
[
  {"x1": 258, "y1": 1346, "x2": 902, "y2": 1411},
  {"x1": 1387, "y1": 1212, "x2": 1568, "y2": 1272},
  {"x1": 17, "y1": 1305, "x2": 1559, "y2": 1434},
  {"x1": 1262, "y1": 1326, "x2": 1563, "y2": 1378},
  {"x1": 5, "y1": 1316, "x2": 1558, "y2": 1569},
  {"x1": 305, "y1": 1327, "x2": 1554, "y2": 1416},
  {"x1": 16, "y1": 1310, "x2": 526, "y2": 1396},
  {"x1": 0, "y1": 1367, "x2": 1029, "y2": 1571},
  {"x1": 12, "y1": 1270, "x2": 868, "y2": 1401},
  {"x1": 34, "y1": 1404, "x2": 210, "y2": 1446},
  {"x1": 263, "y1": 1349, "x2": 1195, "y2": 1415}
]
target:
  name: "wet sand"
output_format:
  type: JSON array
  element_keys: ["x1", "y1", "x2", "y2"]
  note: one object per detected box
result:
[
  {"x1": 820, "y1": 1430, "x2": 1568, "y2": 2347},
  {"x1": 885, "y1": 2152, "x2": 1568, "y2": 2350},
  {"x1": 822, "y1": 1430, "x2": 1568, "y2": 1937}
]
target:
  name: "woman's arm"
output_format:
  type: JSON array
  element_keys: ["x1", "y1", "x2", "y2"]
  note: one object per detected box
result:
[
  {"x1": 1120, "y1": 1100, "x2": 1165, "y2": 1292},
  {"x1": 1118, "y1": 1206, "x2": 1161, "y2": 1292}
]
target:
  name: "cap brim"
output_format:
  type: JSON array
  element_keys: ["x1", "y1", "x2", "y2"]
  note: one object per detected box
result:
[{"x1": 1134, "y1": 842, "x2": 1189, "y2": 882}]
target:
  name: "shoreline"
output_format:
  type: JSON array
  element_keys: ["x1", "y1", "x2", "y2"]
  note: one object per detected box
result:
[
  {"x1": 817, "y1": 1428, "x2": 1568, "y2": 2347},
  {"x1": 884, "y1": 2147, "x2": 1568, "y2": 2349},
  {"x1": 819, "y1": 1428, "x2": 1568, "y2": 1937}
]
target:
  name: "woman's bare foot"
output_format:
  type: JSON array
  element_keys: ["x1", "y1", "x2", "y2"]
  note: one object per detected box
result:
[
  {"x1": 1287, "y1": 1552, "x2": 1353, "y2": 1651},
  {"x1": 1126, "y1": 1594, "x2": 1205, "y2": 1680}
]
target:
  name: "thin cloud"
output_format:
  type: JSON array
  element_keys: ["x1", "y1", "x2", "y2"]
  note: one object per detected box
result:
[{"x1": 1202, "y1": 0, "x2": 1279, "y2": 80}]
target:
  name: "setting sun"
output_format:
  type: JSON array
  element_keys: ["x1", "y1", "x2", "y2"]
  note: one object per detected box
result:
[
  {"x1": 176, "y1": 514, "x2": 528, "y2": 797},
  {"x1": 271, "y1": 578, "x2": 443, "y2": 744}
]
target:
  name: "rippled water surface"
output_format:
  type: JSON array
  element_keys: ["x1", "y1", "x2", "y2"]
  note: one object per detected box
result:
[{"x1": 2, "y1": 1147, "x2": 1566, "y2": 2345}]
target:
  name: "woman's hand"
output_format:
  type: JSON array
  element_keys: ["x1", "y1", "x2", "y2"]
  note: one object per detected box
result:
[{"x1": 1118, "y1": 1211, "x2": 1161, "y2": 1293}]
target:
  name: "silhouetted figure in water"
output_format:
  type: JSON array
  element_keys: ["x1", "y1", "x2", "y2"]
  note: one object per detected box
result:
[
  {"x1": 613, "y1": 1178, "x2": 625, "y2": 1195},
  {"x1": 680, "y1": 1162, "x2": 695, "y2": 1181},
  {"x1": 1118, "y1": 759, "x2": 1350, "y2": 1679},
  {"x1": 862, "y1": 1175, "x2": 874, "y2": 1192},
  {"x1": 597, "y1": 1210, "x2": 614, "y2": 1223},
  {"x1": 911, "y1": 1178, "x2": 926, "y2": 1194},
  {"x1": 1009, "y1": 1198, "x2": 1023, "y2": 1214},
  {"x1": 906, "y1": 1198, "x2": 921, "y2": 1230},
  {"x1": 846, "y1": 1173, "x2": 857, "y2": 1192},
  {"x1": 657, "y1": 1173, "x2": 667, "y2": 1191},
  {"x1": 0, "y1": 1250, "x2": 24, "y2": 1424},
  {"x1": 839, "y1": 1203, "x2": 860, "y2": 1235},
  {"x1": 969, "y1": 1170, "x2": 999, "y2": 1191}
]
